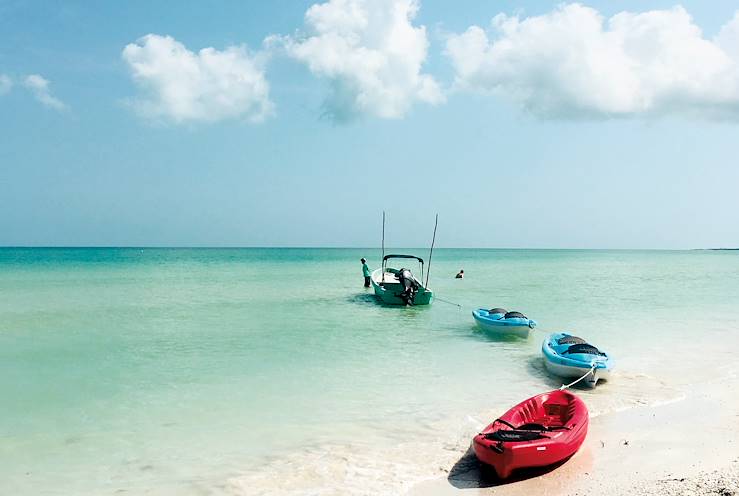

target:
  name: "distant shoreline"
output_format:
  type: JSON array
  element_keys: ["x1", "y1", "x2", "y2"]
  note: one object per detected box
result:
[{"x1": 1, "y1": 246, "x2": 736, "y2": 251}]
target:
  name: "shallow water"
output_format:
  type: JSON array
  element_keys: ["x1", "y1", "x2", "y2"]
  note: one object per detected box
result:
[{"x1": 1, "y1": 248, "x2": 738, "y2": 494}]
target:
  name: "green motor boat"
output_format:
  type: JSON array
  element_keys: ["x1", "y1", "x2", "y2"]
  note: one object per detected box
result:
[{"x1": 371, "y1": 254, "x2": 434, "y2": 306}]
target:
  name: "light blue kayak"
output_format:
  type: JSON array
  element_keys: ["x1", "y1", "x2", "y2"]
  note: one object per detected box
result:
[
  {"x1": 542, "y1": 332, "x2": 614, "y2": 388},
  {"x1": 472, "y1": 308, "x2": 537, "y2": 337}
]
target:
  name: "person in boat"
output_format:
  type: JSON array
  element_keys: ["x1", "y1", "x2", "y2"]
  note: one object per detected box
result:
[
  {"x1": 455, "y1": 269, "x2": 464, "y2": 279},
  {"x1": 361, "y1": 258, "x2": 371, "y2": 287}
]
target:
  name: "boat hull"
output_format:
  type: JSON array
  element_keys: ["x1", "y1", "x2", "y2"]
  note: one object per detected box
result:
[
  {"x1": 542, "y1": 359, "x2": 611, "y2": 388},
  {"x1": 473, "y1": 390, "x2": 588, "y2": 479},
  {"x1": 370, "y1": 268, "x2": 433, "y2": 306}
]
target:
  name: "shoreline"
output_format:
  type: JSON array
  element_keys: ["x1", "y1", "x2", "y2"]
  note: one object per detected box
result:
[
  {"x1": 409, "y1": 374, "x2": 739, "y2": 495},
  {"x1": 230, "y1": 369, "x2": 737, "y2": 496}
]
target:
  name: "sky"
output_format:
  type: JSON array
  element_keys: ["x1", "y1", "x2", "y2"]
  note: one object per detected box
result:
[{"x1": 2, "y1": 0, "x2": 739, "y2": 249}]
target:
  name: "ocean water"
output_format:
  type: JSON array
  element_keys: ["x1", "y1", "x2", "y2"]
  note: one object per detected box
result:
[{"x1": 1, "y1": 248, "x2": 738, "y2": 495}]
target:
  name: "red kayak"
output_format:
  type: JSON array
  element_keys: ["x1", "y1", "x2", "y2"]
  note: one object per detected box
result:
[{"x1": 473, "y1": 390, "x2": 588, "y2": 479}]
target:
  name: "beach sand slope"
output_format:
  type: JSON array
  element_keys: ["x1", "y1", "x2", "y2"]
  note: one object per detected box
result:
[{"x1": 410, "y1": 377, "x2": 739, "y2": 496}]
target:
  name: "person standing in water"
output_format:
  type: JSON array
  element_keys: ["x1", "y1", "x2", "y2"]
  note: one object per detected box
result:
[
  {"x1": 455, "y1": 269, "x2": 464, "y2": 279},
  {"x1": 361, "y1": 258, "x2": 371, "y2": 287}
]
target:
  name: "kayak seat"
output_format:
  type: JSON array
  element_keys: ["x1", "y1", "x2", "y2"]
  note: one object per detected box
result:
[
  {"x1": 542, "y1": 403, "x2": 571, "y2": 428},
  {"x1": 557, "y1": 335, "x2": 586, "y2": 345},
  {"x1": 488, "y1": 307, "x2": 507, "y2": 315},
  {"x1": 564, "y1": 343, "x2": 605, "y2": 356},
  {"x1": 504, "y1": 311, "x2": 527, "y2": 319},
  {"x1": 545, "y1": 403, "x2": 566, "y2": 417}
]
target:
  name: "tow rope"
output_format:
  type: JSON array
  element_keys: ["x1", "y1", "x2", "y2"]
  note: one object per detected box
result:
[
  {"x1": 559, "y1": 363, "x2": 597, "y2": 390},
  {"x1": 434, "y1": 295, "x2": 462, "y2": 308}
]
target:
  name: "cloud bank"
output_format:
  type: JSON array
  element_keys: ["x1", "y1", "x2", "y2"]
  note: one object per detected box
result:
[
  {"x1": 446, "y1": 4, "x2": 739, "y2": 119},
  {"x1": 0, "y1": 74, "x2": 12, "y2": 95},
  {"x1": 122, "y1": 34, "x2": 273, "y2": 123},
  {"x1": 279, "y1": 0, "x2": 443, "y2": 121},
  {"x1": 23, "y1": 74, "x2": 68, "y2": 110}
]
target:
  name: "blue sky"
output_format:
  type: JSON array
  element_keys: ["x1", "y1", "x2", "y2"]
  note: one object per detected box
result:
[{"x1": 2, "y1": 0, "x2": 739, "y2": 248}]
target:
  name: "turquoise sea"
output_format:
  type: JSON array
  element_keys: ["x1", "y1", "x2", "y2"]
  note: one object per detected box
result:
[{"x1": 2, "y1": 248, "x2": 738, "y2": 495}]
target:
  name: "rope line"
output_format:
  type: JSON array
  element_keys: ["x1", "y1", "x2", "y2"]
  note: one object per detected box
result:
[
  {"x1": 559, "y1": 363, "x2": 597, "y2": 390},
  {"x1": 434, "y1": 295, "x2": 462, "y2": 308}
]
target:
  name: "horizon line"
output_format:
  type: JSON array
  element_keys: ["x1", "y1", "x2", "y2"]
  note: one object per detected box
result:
[{"x1": 0, "y1": 245, "x2": 731, "y2": 251}]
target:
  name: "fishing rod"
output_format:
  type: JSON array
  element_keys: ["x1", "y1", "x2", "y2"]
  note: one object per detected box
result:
[
  {"x1": 381, "y1": 211, "x2": 386, "y2": 282},
  {"x1": 425, "y1": 213, "x2": 438, "y2": 289}
]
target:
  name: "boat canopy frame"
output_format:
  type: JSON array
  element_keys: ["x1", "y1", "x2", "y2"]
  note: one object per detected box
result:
[
  {"x1": 381, "y1": 254, "x2": 425, "y2": 284},
  {"x1": 383, "y1": 254, "x2": 424, "y2": 263}
]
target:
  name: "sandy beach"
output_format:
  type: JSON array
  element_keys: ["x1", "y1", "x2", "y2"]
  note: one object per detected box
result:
[{"x1": 410, "y1": 372, "x2": 739, "y2": 496}]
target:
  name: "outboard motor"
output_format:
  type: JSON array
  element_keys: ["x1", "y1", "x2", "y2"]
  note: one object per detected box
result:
[{"x1": 396, "y1": 268, "x2": 419, "y2": 306}]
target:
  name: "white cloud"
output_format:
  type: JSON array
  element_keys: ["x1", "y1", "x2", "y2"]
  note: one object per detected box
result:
[
  {"x1": 122, "y1": 34, "x2": 273, "y2": 124},
  {"x1": 279, "y1": 0, "x2": 443, "y2": 121},
  {"x1": 23, "y1": 74, "x2": 67, "y2": 110},
  {"x1": 446, "y1": 4, "x2": 739, "y2": 120},
  {"x1": 0, "y1": 74, "x2": 12, "y2": 95}
]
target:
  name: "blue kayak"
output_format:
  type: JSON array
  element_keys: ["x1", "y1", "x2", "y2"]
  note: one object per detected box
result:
[
  {"x1": 472, "y1": 308, "x2": 537, "y2": 337},
  {"x1": 542, "y1": 332, "x2": 614, "y2": 388}
]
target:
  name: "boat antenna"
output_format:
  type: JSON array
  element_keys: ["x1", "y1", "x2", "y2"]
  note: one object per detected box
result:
[
  {"x1": 381, "y1": 211, "x2": 385, "y2": 261},
  {"x1": 425, "y1": 213, "x2": 438, "y2": 288},
  {"x1": 381, "y1": 211, "x2": 386, "y2": 280}
]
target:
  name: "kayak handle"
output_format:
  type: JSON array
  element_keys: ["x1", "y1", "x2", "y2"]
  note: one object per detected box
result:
[{"x1": 493, "y1": 418, "x2": 516, "y2": 429}]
